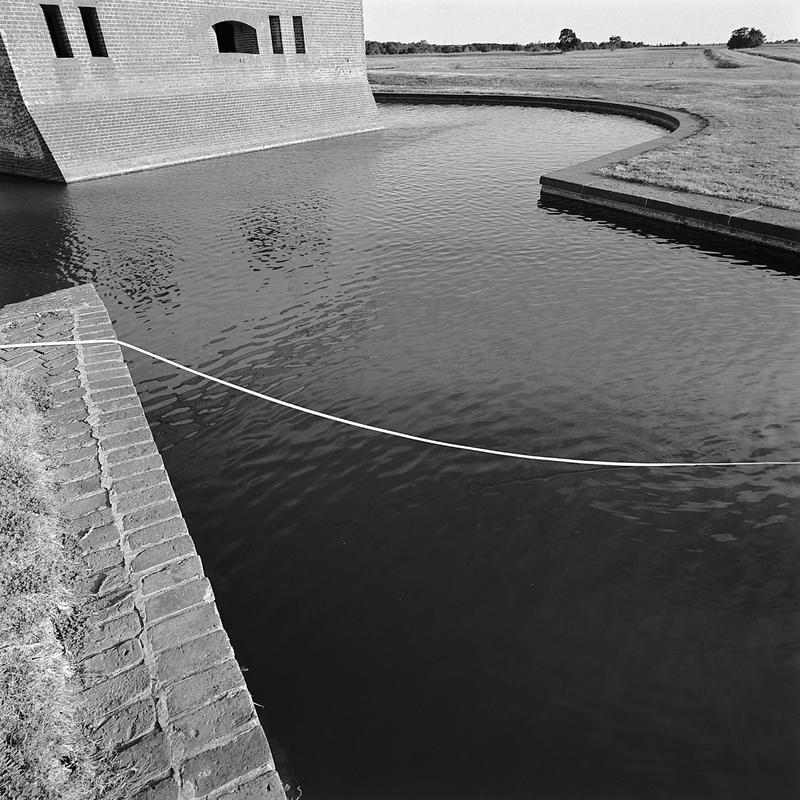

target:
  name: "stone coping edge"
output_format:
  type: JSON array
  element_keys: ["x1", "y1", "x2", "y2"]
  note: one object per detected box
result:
[
  {"x1": 372, "y1": 90, "x2": 800, "y2": 255},
  {"x1": 0, "y1": 284, "x2": 286, "y2": 800}
]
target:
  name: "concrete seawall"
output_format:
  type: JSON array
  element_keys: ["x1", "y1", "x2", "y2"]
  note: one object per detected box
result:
[{"x1": 0, "y1": 285, "x2": 285, "y2": 800}]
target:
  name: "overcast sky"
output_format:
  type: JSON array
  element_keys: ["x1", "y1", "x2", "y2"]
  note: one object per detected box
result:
[{"x1": 362, "y1": 0, "x2": 799, "y2": 44}]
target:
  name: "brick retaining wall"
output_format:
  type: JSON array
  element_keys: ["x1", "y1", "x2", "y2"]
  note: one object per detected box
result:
[
  {"x1": 0, "y1": 284, "x2": 285, "y2": 800},
  {"x1": 0, "y1": 1, "x2": 379, "y2": 181}
]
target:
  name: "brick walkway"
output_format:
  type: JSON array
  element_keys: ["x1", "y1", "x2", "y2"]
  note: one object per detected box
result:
[{"x1": 0, "y1": 285, "x2": 284, "y2": 800}]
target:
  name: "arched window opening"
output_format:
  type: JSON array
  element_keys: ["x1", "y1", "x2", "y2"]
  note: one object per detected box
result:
[{"x1": 213, "y1": 21, "x2": 260, "y2": 54}]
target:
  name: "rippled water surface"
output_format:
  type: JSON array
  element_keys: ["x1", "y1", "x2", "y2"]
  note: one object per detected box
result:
[{"x1": 1, "y1": 104, "x2": 799, "y2": 799}]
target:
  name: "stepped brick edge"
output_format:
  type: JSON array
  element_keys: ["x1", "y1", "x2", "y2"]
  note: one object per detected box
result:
[
  {"x1": 0, "y1": 284, "x2": 285, "y2": 800},
  {"x1": 373, "y1": 91, "x2": 799, "y2": 255}
]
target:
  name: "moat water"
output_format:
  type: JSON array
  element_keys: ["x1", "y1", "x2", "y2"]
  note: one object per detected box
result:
[{"x1": 1, "y1": 104, "x2": 799, "y2": 799}]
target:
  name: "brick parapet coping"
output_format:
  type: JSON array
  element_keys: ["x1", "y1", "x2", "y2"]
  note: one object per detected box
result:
[
  {"x1": 0, "y1": 285, "x2": 285, "y2": 800},
  {"x1": 372, "y1": 91, "x2": 800, "y2": 255}
]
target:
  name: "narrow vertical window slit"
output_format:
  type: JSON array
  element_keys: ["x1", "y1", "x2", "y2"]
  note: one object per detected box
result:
[
  {"x1": 79, "y1": 7, "x2": 108, "y2": 57},
  {"x1": 292, "y1": 16, "x2": 306, "y2": 54},
  {"x1": 269, "y1": 16, "x2": 284, "y2": 54},
  {"x1": 40, "y1": 5, "x2": 73, "y2": 58}
]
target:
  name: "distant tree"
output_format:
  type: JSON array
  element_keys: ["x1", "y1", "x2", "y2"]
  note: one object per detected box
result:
[
  {"x1": 558, "y1": 28, "x2": 581, "y2": 52},
  {"x1": 727, "y1": 27, "x2": 766, "y2": 49},
  {"x1": 608, "y1": 35, "x2": 622, "y2": 50}
]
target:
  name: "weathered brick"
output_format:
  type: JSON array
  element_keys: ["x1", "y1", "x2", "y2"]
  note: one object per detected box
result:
[
  {"x1": 76, "y1": 324, "x2": 115, "y2": 338},
  {"x1": 90, "y1": 360, "x2": 133, "y2": 376},
  {"x1": 86, "y1": 545, "x2": 125, "y2": 573},
  {"x1": 81, "y1": 610, "x2": 143, "y2": 658},
  {"x1": 180, "y1": 727, "x2": 272, "y2": 796},
  {"x1": 86, "y1": 375, "x2": 133, "y2": 393},
  {"x1": 132, "y1": 776, "x2": 179, "y2": 800},
  {"x1": 116, "y1": 731, "x2": 171, "y2": 788},
  {"x1": 50, "y1": 371, "x2": 80, "y2": 388},
  {"x1": 162, "y1": 660, "x2": 246, "y2": 719},
  {"x1": 155, "y1": 629, "x2": 232, "y2": 684},
  {"x1": 63, "y1": 490, "x2": 109, "y2": 519},
  {"x1": 141, "y1": 556, "x2": 203, "y2": 596},
  {"x1": 82, "y1": 638, "x2": 144, "y2": 685},
  {"x1": 123, "y1": 500, "x2": 181, "y2": 532},
  {"x1": 52, "y1": 431, "x2": 93, "y2": 452},
  {"x1": 66, "y1": 506, "x2": 115, "y2": 536},
  {"x1": 116, "y1": 482, "x2": 174, "y2": 516},
  {"x1": 44, "y1": 355, "x2": 78, "y2": 373},
  {"x1": 83, "y1": 348, "x2": 121, "y2": 364},
  {"x1": 91, "y1": 585, "x2": 136, "y2": 620},
  {"x1": 95, "y1": 395, "x2": 141, "y2": 414},
  {"x1": 92, "y1": 385, "x2": 138, "y2": 403},
  {"x1": 51, "y1": 386, "x2": 85, "y2": 405},
  {"x1": 104, "y1": 426, "x2": 152, "y2": 453},
  {"x1": 84, "y1": 566, "x2": 129, "y2": 600},
  {"x1": 54, "y1": 442, "x2": 97, "y2": 467},
  {"x1": 216, "y1": 771, "x2": 286, "y2": 800},
  {"x1": 132, "y1": 535, "x2": 195, "y2": 574},
  {"x1": 144, "y1": 578, "x2": 212, "y2": 623},
  {"x1": 49, "y1": 398, "x2": 87, "y2": 419},
  {"x1": 52, "y1": 454, "x2": 99, "y2": 482},
  {"x1": 127, "y1": 517, "x2": 188, "y2": 553},
  {"x1": 60, "y1": 473, "x2": 103, "y2": 500},
  {"x1": 78, "y1": 522, "x2": 119, "y2": 553},
  {"x1": 148, "y1": 597, "x2": 221, "y2": 650},
  {"x1": 94, "y1": 698, "x2": 157, "y2": 750},
  {"x1": 86, "y1": 367, "x2": 130, "y2": 385},
  {"x1": 96, "y1": 406, "x2": 142, "y2": 425},
  {"x1": 108, "y1": 453, "x2": 164, "y2": 481},
  {"x1": 171, "y1": 690, "x2": 255, "y2": 759},
  {"x1": 54, "y1": 420, "x2": 92, "y2": 437},
  {"x1": 98, "y1": 413, "x2": 149, "y2": 438},
  {"x1": 79, "y1": 663, "x2": 150, "y2": 722},
  {"x1": 107, "y1": 441, "x2": 160, "y2": 467},
  {"x1": 75, "y1": 310, "x2": 109, "y2": 323},
  {"x1": 115, "y1": 467, "x2": 171, "y2": 497}
]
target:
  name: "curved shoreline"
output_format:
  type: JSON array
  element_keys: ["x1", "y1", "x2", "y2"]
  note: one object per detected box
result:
[{"x1": 372, "y1": 90, "x2": 800, "y2": 255}]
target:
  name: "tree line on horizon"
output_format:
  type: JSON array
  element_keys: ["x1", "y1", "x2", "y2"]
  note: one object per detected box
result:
[
  {"x1": 366, "y1": 27, "x2": 798, "y2": 55},
  {"x1": 365, "y1": 35, "x2": 646, "y2": 55}
]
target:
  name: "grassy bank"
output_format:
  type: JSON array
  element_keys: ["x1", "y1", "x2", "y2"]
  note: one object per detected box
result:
[
  {"x1": 368, "y1": 44, "x2": 800, "y2": 212},
  {"x1": 0, "y1": 367, "x2": 96, "y2": 800}
]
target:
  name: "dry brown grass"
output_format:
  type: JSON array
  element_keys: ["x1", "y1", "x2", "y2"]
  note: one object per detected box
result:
[
  {"x1": 368, "y1": 45, "x2": 800, "y2": 211},
  {"x1": 0, "y1": 366, "x2": 99, "y2": 800}
]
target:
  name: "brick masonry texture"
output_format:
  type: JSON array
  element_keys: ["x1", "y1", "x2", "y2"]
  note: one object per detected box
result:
[
  {"x1": 0, "y1": 0, "x2": 379, "y2": 182},
  {"x1": 0, "y1": 284, "x2": 285, "y2": 800}
]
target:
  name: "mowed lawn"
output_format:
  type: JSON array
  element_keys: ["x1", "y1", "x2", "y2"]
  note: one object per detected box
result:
[{"x1": 368, "y1": 45, "x2": 800, "y2": 212}]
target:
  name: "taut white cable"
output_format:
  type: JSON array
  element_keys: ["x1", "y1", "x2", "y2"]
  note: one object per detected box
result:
[{"x1": 0, "y1": 338, "x2": 796, "y2": 469}]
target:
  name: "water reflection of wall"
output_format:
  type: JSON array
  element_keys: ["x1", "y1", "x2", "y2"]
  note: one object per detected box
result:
[{"x1": 0, "y1": 177, "x2": 180, "y2": 314}]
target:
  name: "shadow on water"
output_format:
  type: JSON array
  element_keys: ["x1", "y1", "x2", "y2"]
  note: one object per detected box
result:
[{"x1": 538, "y1": 195, "x2": 800, "y2": 278}]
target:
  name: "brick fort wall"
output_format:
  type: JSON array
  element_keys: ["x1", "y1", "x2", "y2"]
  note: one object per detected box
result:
[{"x1": 0, "y1": 1, "x2": 379, "y2": 181}]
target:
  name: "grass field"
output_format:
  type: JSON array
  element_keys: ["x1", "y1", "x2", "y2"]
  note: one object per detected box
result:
[{"x1": 368, "y1": 45, "x2": 800, "y2": 211}]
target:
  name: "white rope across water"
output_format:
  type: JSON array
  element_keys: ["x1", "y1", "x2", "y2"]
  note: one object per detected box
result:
[{"x1": 0, "y1": 338, "x2": 796, "y2": 469}]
